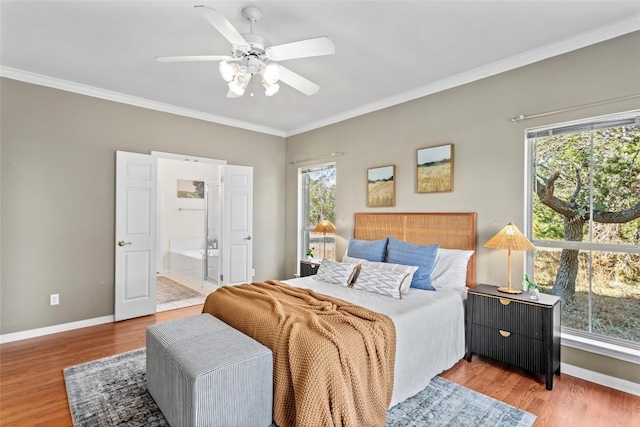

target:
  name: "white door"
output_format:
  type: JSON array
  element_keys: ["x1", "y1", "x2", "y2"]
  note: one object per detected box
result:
[
  {"x1": 115, "y1": 151, "x2": 157, "y2": 321},
  {"x1": 222, "y1": 165, "x2": 253, "y2": 285}
]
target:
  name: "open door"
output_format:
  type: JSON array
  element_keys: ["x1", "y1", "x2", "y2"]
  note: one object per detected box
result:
[
  {"x1": 115, "y1": 151, "x2": 157, "y2": 321},
  {"x1": 221, "y1": 165, "x2": 254, "y2": 285}
]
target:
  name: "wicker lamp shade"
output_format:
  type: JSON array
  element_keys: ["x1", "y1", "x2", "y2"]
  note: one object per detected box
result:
[
  {"x1": 312, "y1": 219, "x2": 337, "y2": 259},
  {"x1": 484, "y1": 222, "x2": 535, "y2": 294},
  {"x1": 311, "y1": 219, "x2": 337, "y2": 234},
  {"x1": 484, "y1": 223, "x2": 535, "y2": 251}
]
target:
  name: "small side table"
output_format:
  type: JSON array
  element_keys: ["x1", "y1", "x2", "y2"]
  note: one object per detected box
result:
[
  {"x1": 300, "y1": 259, "x2": 320, "y2": 277},
  {"x1": 466, "y1": 284, "x2": 561, "y2": 390}
]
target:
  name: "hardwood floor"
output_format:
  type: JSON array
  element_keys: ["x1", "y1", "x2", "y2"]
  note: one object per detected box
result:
[{"x1": 1, "y1": 305, "x2": 638, "y2": 426}]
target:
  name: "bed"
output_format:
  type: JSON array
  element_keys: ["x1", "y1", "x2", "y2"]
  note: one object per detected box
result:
[{"x1": 203, "y1": 212, "x2": 476, "y2": 427}]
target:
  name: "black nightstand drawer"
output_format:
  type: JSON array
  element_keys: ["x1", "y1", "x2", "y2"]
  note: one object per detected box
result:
[
  {"x1": 471, "y1": 324, "x2": 544, "y2": 374},
  {"x1": 300, "y1": 261, "x2": 320, "y2": 277},
  {"x1": 470, "y1": 295, "x2": 543, "y2": 339}
]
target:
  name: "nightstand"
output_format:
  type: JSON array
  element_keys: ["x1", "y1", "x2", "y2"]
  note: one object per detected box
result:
[
  {"x1": 466, "y1": 284, "x2": 561, "y2": 390},
  {"x1": 300, "y1": 260, "x2": 320, "y2": 277}
]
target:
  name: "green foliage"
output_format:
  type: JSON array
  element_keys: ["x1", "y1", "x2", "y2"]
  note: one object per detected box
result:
[
  {"x1": 306, "y1": 168, "x2": 336, "y2": 227},
  {"x1": 533, "y1": 123, "x2": 640, "y2": 341},
  {"x1": 532, "y1": 198, "x2": 565, "y2": 240},
  {"x1": 534, "y1": 124, "x2": 640, "y2": 245}
]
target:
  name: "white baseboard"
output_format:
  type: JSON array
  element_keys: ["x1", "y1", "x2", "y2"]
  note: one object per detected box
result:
[
  {"x1": 0, "y1": 315, "x2": 114, "y2": 344},
  {"x1": 561, "y1": 362, "x2": 640, "y2": 396}
]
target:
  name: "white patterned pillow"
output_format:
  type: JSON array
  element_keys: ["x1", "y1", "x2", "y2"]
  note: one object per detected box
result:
[
  {"x1": 352, "y1": 265, "x2": 408, "y2": 299},
  {"x1": 343, "y1": 255, "x2": 418, "y2": 295},
  {"x1": 313, "y1": 259, "x2": 359, "y2": 287}
]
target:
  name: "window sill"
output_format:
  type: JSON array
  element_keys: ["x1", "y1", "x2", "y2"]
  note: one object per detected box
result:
[{"x1": 561, "y1": 332, "x2": 640, "y2": 365}]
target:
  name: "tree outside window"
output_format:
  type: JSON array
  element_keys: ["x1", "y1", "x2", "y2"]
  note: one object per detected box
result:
[
  {"x1": 300, "y1": 164, "x2": 336, "y2": 260},
  {"x1": 528, "y1": 112, "x2": 639, "y2": 345}
]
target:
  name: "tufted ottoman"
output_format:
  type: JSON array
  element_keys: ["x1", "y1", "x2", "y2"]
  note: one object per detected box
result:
[{"x1": 146, "y1": 314, "x2": 273, "y2": 427}]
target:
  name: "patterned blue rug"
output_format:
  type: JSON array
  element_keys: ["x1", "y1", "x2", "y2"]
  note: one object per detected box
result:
[{"x1": 64, "y1": 349, "x2": 535, "y2": 427}]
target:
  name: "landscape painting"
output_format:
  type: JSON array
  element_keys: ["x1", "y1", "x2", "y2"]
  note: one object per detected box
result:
[
  {"x1": 417, "y1": 144, "x2": 453, "y2": 193},
  {"x1": 368, "y1": 165, "x2": 396, "y2": 207},
  {"x1": 177, "y1": 180, "x2": 205, "y2": 199}
]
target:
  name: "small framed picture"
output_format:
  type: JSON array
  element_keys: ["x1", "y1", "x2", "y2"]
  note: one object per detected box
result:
[
  {"x1": 417, "y1": 144, "x2": 453, "y2": 193},
  {"x1": 367, "y1": 165, "x2": 396, "y2": 207},
  {"x1": 177, "y1": 180, "x2": 205, "y2": 199}
]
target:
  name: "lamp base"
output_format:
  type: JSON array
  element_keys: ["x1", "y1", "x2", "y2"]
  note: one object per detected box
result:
[{"x1": 497, "y1": 287, "x2": 523, "y2": 294}]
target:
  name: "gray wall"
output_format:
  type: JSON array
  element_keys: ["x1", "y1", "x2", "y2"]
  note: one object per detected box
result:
[
  {"x1": 1, "y1": 32, "x2": 638, "y2": 384},
  {"x1": 1, "y1": 79, "x2": 286, "y2": 334},
  {"x1": 285, "y1": 32, "x2": 640, "y2": 383}
]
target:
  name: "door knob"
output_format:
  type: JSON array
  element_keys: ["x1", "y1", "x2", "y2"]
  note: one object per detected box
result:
[
  {"x1": 117, "y1": 241, "x2": 131, "y2": 247},
  {"x1": 244, "y1": 236, "x2": 252, "y2": 240}
]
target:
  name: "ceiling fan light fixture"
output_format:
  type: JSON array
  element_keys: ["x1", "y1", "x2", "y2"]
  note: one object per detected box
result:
[
  {"x1": 219, "y1": 60, "x2": 237, "y2": 82},
  {"x1": 229, "y1": 73, "x2": 250, "y2": 95},
  {"x1": 263, "y1": 80, "x2": 280, "y2": 96},
  {"x1": 261, "y1": 63, "x2": 280, "y2": 84},
  {"x1": 159, "y1": 6, "x2": 335, "y2": 98}
]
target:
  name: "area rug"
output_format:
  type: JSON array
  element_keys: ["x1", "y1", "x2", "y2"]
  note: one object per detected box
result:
[
  {"x1": 64, "y1": 349, "x2": 535, "y2": 427},
  {"x1": 156, "y1": 275, "x2": 205, "y2": 304}
]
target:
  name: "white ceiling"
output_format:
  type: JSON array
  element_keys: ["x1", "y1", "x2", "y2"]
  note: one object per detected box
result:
[{"x1": 2, "y1": 1, "x2": 639, "y2": 137}]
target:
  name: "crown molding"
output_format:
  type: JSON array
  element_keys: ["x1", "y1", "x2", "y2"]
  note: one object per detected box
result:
[
  {"x1": 286, "y1": 15, "x2": 640, "y2": 136},
  {"x1": 2, "y1": 14, "x2": 638, "y2": 139},
  {"x1": 0, "y1": 66, "x2": 287, "y2": 138}
]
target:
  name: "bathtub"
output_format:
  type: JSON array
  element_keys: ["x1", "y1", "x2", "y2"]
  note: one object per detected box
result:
[
  {"x1": 170, "y1": 248, "x2": 204, "y2": 286},
  {"x1": 170, "y1": 239, "x2": 219, "y2": 287}
]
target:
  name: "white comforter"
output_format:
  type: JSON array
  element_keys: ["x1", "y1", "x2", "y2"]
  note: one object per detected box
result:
[{"x1": 283, "y1": 276, "x2": 466, "y2": 407}]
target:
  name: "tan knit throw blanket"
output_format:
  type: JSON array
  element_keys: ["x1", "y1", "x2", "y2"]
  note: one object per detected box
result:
[{"x1": 202, "y1": 280, "x2": 396, "y2": 427}]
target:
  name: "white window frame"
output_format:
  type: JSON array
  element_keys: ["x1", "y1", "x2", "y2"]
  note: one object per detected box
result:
[
  {"x1": 297, "y1": 162, "x2": 336, "y2": 271},
  {"x1": 524, "y1": 110, "x2": 640, "y2": 364}
]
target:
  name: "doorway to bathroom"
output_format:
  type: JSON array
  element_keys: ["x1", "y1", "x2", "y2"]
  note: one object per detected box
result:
[
  {"x1": 155, "y1": 155, "x2": 221, "y2": 311},
  {"x1": 114, "y1": 150, "x2": 254, "y2": 321}
]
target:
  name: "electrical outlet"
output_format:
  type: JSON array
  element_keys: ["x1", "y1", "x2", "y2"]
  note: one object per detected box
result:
[
  {"x1": 50, "y1": 294, "x2": 59, "y2": 305},
  {"x1": 251, "y1": 268, "x2": 255, "y2": 277}
]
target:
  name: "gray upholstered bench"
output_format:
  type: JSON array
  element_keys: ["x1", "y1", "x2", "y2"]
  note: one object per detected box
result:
[{"x1": 146, "y1": 314, "x2": 273, "y2": 427}]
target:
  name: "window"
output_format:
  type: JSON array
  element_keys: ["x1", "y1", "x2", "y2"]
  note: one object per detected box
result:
[
  {"x1": 526, "y1": 111, "x2": 639, "y2": 351},
  {"x1": 299, "y1": 163, "x2": 336, "y2": 261}
]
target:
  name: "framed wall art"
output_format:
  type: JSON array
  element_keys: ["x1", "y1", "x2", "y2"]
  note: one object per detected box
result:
[
  {"x1": 367, "y1": 165, "x2": 396, "y2": 207},
  {"x1": 177, "y1": 180, "x2": 205, "y2": 199},
  {"x1": 416, "y1": 144, "x2": 453, "y2": 193}
]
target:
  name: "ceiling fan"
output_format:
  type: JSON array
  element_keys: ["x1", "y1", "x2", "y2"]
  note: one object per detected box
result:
[{"x1": 156, "y1": 5, "x2": 335, "y2": 98}]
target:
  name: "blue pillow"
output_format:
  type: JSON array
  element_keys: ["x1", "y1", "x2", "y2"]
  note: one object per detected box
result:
[
  {"x1": 386, "y1": 237, "x2": 439, "y2": 291},
  {"x1": 346, "y1": 237, "x2": 388, "y2": 262}
]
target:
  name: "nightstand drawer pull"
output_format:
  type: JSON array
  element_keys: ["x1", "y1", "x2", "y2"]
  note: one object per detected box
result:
[
  {"x1": 499, "y1": 298, "x2": 511, "y2": 306},
  {"x1": 499, "y1": 330, "x2": 511, "y2": 337}
]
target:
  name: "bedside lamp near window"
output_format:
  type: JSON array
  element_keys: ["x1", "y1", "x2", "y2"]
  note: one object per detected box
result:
[
  {"x1": 312, "y1": 219, "x2": 337, "y2": 259},
  {"x1": 484, "y1": 222, "x2": 536, "y2": 294}
]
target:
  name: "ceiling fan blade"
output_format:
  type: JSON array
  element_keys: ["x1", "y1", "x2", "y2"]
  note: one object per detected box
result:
[
  {"x1": 195, "y1": 5, "x2": 249, "y2": 48},
  {"x1": 226, "y1": 89, "x2": 242, "y2": 98},
  {"x1": 155, "y1": 55, "x2": 233, "y2": 63},
  {"x1": 266, "y1": 37, "x2": 335, "y2": 61},
  {"x1": 278, "y1": 66, "x2": 320, "y2": 96}
]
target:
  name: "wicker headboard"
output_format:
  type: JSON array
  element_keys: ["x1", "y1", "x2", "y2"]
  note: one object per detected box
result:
[{"x1": 354, "y1": 212, "x2": 477, "y2": 287}]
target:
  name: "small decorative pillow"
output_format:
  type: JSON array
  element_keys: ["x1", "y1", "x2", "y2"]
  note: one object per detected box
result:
[
  {"x1": 386, "y1": 237, "x2": 439, "y2": 291},
  {"x1": 313, "y1": 259, "x2": 359, "y2": 287},
  {"x1": 431, "y1": 248, "x2": 474, "y2": 290},
  {"x1": 342, "y1": 254, "x2": 366, "y2": 264},
  {"x1": 343, "y1": 255, "x2": 417, "y2": 295},
  {"x1": 346, "y1": 237, "x2": 388, "y2": 262},
  {"x1": 352, "y1": 265, "x2": 408, "y2": 299}
]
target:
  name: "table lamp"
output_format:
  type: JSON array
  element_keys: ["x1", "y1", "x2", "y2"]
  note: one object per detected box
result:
[
  {"x1": 311, "y1": 219, "x2": 337, "y2": 259},
  {"x1": 484, "y1": 222, "x2": 536, "y2": 294}
]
